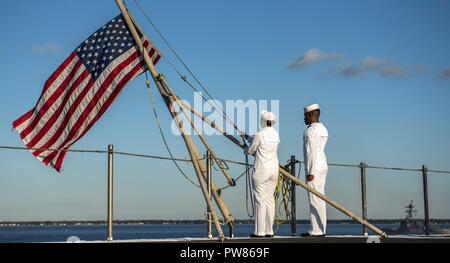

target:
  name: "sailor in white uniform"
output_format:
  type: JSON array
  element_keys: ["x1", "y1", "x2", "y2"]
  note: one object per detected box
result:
[
  {"x1": 301, "y1": 103, "x2": 329, "y2": 237},
  {"x1": 245, "y1": 110, "x2": 280, "y2": 237}
]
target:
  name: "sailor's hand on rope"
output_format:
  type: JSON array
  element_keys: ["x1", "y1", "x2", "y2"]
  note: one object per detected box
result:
[
  {"x1": 228, "y1": 178, "x2": 236, "y2": 187},
  {"x1": 243, "y1": 146, "x2": 250, "y2": 155}
]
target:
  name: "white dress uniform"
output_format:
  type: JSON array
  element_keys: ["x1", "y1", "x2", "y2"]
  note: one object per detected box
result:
[
  {"x1": 303, "y1": 104, "x2": 329, "y2": 235},
  {"x1": 246, "y1": 111, "x2": 280, "y2": 236}
]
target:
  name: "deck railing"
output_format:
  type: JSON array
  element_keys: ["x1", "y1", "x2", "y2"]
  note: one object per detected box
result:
[{"x1": 1, "y1": 145, "x2": 449, "y2": 239}]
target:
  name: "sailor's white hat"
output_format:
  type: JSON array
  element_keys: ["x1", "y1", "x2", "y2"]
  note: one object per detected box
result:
[
  {"x1": 260, "y1": 110, "x2": 277, "y2": 123},
  {"x1": 304, "y1": 103, "x2": 320, "y2": 113}
]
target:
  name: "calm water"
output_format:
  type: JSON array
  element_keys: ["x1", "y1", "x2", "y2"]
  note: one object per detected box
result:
[{"x1": 0, "y1": 223, "x2": 404, "y2": 243}]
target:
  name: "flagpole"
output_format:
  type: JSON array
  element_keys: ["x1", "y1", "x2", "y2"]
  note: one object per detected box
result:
[
  {"x1": 107, "y1": 144, "x2": 114, "y2": 241},
  {"x1": 114, "y1": 0, "x2": 228, "y2": 240}
]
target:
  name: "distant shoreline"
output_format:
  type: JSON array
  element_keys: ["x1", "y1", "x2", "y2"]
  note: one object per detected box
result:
[{"x1": 1, "y1": 219, "x2": 450, "y2": 227}]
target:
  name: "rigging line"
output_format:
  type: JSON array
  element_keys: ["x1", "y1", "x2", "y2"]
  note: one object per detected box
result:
[
  {"x1": 158, "y1": 56, "x2": 231, "y2": 130},
  {"x1": 147, "y1": 43, "x2": 245, "y2": 140},
  {"x1": 181, "y1": 77, "x2": 245, "y2": 136},
  {"x1": 133, "y1": 0, "x2": 246, "y2": 138},
  {"x1": 215, "y1": 158, "x2": 249, "y2": 166},
  {"x1": 144, "y1": 72, "x2": 200, "y2": 188},
  {"x1": 133, "y1": 0, "x2": 218, "y2": 100},
  {"x1": 161, "y1": 54, "x2": 184, "y2": 78},
  {"x1": 160, "y1": 54, "x2": 246, "y2": 142},
  {"x1": 273, "y1": 165, "x2": 295, "y2": 231},
  {"x1": 159, "y1": 48, "x2": 243, "y2": 137},
  {"x1": 212, "y1": 158, "x2": 229, "y2": 172},
  {"x1": 218, "y1": 165, "x2": 252, "y2": 191},
  {"x1": 160, "y1": 51, "x2": 244, "y2": 138},
  {"x1": 245, "y1": 154, "x2": 255, "y2": 218}
]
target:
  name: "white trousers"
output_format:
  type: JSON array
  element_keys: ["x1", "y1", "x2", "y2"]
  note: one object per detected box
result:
[
  {"x1": 307, "y1": 170, "x2": 327, "y2": 235},
  {"x1": 252, "y1": 167, "x2": 279, "y2": 236}
]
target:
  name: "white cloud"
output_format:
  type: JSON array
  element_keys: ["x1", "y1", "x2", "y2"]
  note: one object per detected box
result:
[
  {"x1": 361, "y1": 56, "x2": 386, "y2": 68},
  {"x1": 291, "y1": 50, "x2": 420, "y2": 79},
  {"x1": 333, "y1": 65, "x2": 362, "y2": 77},
  {"x1": 437, "y1": 67, "x2": 450, "y2": 80},
  {"x1": 32, "y1": 42, "x2": 63, "y2": 54},
  {"x1": 378, "y1": 65, "x2": 408, "y2": 77},
  {"x1": 334, "y1": 56, "x2": 409, "y2": 78},
  {"x1": 289, "y1": 48, "x2": 341, "y2": 68}
]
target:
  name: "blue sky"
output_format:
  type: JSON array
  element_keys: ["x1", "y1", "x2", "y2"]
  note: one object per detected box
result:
[{"x1": 1, "y1": 0, "x2": 449, "y2": 221}]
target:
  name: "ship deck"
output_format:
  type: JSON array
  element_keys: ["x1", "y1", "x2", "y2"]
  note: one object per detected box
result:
[{"x1": 80, "y1": 234, "x2": 450, "y2": 243}]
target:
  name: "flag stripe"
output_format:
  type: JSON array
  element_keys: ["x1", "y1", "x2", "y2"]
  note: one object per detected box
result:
[
  {"x1": 148, "y1": 47, "x2": 156, "y2": 58},
  {"x1": 154, "y1": 54, "x2": 161, "y2": 65},
  {"x1": 12, "y1": 109, "x2": 34, "y2": 129},
  {"x1": 50, "y1": 62, "x2": 145, "y2": 170},
  {"x1": 34, "y1": 49, "x2": 142, "y2": 158},
  {"x1": 44, "y1": 57, "x2": 146, "y2": 167},
  {"x1": 26, "y1": 69, "x2": 91, "y2": 149},
  {"x1": 23, "y1": 60, "x2": 86, "y2": 143},
  {"x1": 41, "y1": 52, "x2": 78, "y2": 95},
  {"x1": 19, "y1": 57, "x2": 83, "y2": 139},
  {"x1": 22, "y1": 64, "x2": 88, "y2": 146},
  {"x1": 13, "y1": 55, "x2": 80, "y2": 133},
  {"x1": 18, "y1": 54, "x2": 80, "y2": 133}
]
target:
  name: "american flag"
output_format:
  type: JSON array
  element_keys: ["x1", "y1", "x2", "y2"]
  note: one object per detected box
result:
[{"x1": 12, "y1": 15, "x2": 161, "y2": 171}]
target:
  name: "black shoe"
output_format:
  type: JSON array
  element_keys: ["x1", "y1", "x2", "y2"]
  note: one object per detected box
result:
[
  {"x1": 249, "y1": 234, "x2": 265, "y2": 238},
  {"x1": 300, "y1": 233, "x2": 325, "y2": 238},
  {"x1": 265, "y1": 234, "x2": 274, "y2": 238}
]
